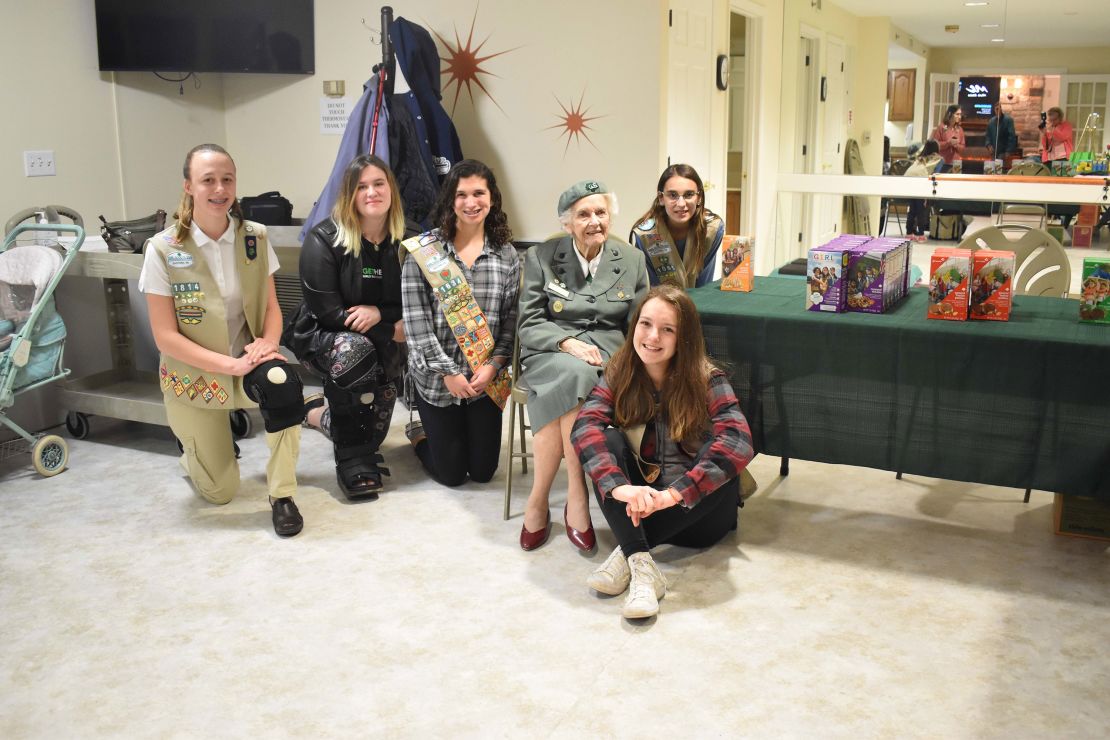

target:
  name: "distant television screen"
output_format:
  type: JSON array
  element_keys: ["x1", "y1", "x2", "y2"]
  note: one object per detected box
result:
[
  {"x1": 95, "y1": 0, "x2": 315, "y2": 74},
  {"x1": 958, "y1": 76, "x2": 1000, "y2": 120}
]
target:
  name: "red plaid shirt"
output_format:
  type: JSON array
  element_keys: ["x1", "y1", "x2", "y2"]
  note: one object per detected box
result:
[{"x1": 571, "y1": 370, "x2": 754, "y2": 507}]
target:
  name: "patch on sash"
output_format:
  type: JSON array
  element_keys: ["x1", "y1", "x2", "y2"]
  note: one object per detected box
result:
[
  {"x1": 427, "y1": 255, "x2": 449, "y2": 272},
  {"x1": 418, "y1": 233, "x2": 439, "y2": 247},
  {"x1": 176, "y1": 305, "x2": 205, "y2": 325},
  {"x1": 244, "y1": 235, "x2": 258, "y2": 261},
  {"x1": 215, "y1": 388, "x2": 229, "y2": 405},
  {"x1": 162, "y1": 233, "x2": 180, "y2": 244},
  {"x1": 646, "y1": 240, "x2": 671, "y2": 257},
  {"x1": 171, "y1": 282, "x2": 204, "y2": 304},
  {"x1": 186, "y1": 384, "x2": 199, "y2": 400},
  {"x1": 166, "y1": 251, "x2": 193, "y2": 268},
  {"x1": 637, "y1": 217, "x2": 655, "y2": 231}
]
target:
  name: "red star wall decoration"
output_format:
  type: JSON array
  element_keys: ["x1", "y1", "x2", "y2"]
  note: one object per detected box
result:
[
  {"x1": 433, "y1": 5, "x2": 517, "y2": 115},
  {"x1": 547, "y1": 91, "x2": 604, "y2": 156}
]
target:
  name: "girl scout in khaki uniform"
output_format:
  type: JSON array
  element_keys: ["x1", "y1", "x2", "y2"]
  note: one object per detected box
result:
[{"x1": 140, "y1": 144, "x2": 306, "y2": 537}]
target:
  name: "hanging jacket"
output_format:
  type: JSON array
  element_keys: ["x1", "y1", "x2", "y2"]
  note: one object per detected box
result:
[
  {"x1": 388, "y1": 97, "x2": 440, "y2": 227},
  {"x1": 389, "y1": 17, "x2": 463, "y2": 184},
  {"x1": 300, "y1": 74, "x2": 391, "y2": 242}
]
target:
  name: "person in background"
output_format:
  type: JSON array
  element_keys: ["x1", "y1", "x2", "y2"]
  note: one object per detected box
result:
[
  {"x1": 902, "y1": 140, "x2": 943, "y2": 243},
  {"x1": 516, "y1": 180, "x2": 649, "y2": 552},
  {"x1": 1040, "y1": 107, "x2": 1075, "y2": 166},
  {"x1": 293, "y1": 154, "x2": 406, "y2": 500},
  {"x1": 986, "y1": 103, "x2": 1018, "y2": 161},
  {"x1": 931, "y1": 105, "x2": 966, "y2": 165},
  {"x1": 629, "y1": 164, "x2": 724, "y2": 288},
  {"x1": 571, "y1": 285, "x2": 754, "y2": 620},
  {"x1": 140, "y1": 144, "x2": 307, "y2": 537},
  {"x1": 401, "y1": 160, "x2": 520, "y2": 487}
]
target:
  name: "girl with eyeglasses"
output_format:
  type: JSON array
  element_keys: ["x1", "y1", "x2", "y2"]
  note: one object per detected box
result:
[{"x1": 629, "y1": 164, "x2": 724, "y2": 288}]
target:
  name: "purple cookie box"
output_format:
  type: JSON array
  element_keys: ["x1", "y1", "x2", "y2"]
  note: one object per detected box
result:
[
  {"x1": 806, "y1": 244, "x2": 854, "y2": 312},
  {"x1": 846, "y1": 240, "x2": 911, "y2": 314}
]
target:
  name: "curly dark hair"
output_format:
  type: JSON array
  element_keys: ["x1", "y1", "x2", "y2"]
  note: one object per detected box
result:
[{"x1": 431, "y1": 159, "x2": 513, "y2": 247}]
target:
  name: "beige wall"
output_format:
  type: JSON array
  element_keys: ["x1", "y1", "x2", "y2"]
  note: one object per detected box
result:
[
  {"x1": 226, "y1": 0, "x2": 664, "y2": 242},
  {"x1": 929, "y1": 46, "x2": 1110, "y2": 76}
]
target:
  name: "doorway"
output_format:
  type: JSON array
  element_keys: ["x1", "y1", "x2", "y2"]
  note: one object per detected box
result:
[{"x1": 791, "y1": 33, "x2": 820, "y2": 256}]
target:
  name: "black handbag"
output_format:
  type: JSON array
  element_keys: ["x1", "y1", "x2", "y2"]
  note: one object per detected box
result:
[
  {"x1": 240, "y1": 192, "x2": 293, "y2": 226},
  {"x1": 99, "y1": 210, "x2": 167, "y2": 253},
  {"x1": 281, "y1": 301, "x2": 326, "y2": 364}
]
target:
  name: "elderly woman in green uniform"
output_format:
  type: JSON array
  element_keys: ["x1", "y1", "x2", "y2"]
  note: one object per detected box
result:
[
  {"x1": 140, "y1": 144, "x2": 307, "y2": 537},
  {"x1": 630, "y1": 164, "x2": 724, "y2": 288},
  {"x1": 517, "y1": 180, "x2": 649, "y2": 551}
]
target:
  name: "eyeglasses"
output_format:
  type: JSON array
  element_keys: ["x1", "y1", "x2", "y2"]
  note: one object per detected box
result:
[{"x1": 661, "y1": 190, "x2": 699, "y2": 203}]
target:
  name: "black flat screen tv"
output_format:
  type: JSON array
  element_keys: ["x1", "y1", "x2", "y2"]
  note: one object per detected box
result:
[
  {"x1": 95, "y1": 0, "x2": 315, "y2": 74},
  {"x1": 958, "y1": 76, "x2": 1000, "y2": 121}
]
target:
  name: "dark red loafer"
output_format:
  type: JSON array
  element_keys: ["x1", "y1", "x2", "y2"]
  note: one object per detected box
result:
[
  {"x1": 564, "y1": 503, "x2": 596, "y2": 553},
  {"x1": 520, "y1": 511, "x2": 551, "y2": 551}
]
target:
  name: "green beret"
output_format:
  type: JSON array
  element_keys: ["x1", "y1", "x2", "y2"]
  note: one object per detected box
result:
[{"x1": 557, "y1": 180, "x2": 609, "y2": 215}]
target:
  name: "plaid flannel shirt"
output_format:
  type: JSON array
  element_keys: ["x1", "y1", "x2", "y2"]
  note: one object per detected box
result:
[
  {"x1": 571, "y1": 370, "x2": 754, "y2": 506},
  {"x1": 401, "y1": 233, "x2": 520, "y2": 407}
]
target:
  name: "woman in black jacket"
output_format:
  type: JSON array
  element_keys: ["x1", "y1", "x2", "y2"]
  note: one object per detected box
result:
[{"x1": 292, "y1": 154, "x2": 406, "y2": 499}]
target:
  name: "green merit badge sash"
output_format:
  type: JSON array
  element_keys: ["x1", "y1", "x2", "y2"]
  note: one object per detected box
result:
[
  {"x1": 634, "y1": 215, "x2": 723, "y2": 288},
  {"x1": 402, "y1": 232, "x2": 512, "y2": 410}
]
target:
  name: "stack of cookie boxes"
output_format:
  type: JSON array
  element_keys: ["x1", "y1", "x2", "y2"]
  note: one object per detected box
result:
[
  {"x1": 805, "y1": 235, "x2": 911, "y2": 314},
  {"x1": 928, "y1": 247, "x2": 1015, "y2": 321}
]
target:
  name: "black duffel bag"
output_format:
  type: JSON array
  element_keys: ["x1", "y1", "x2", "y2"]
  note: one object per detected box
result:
[{"x1": 240, "y1": 191, "x2": 293, "y2": 226}]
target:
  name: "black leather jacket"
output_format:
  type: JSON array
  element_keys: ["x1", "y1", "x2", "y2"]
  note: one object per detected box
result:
[{"x1": 297, "y1": 218, "x2": 404, "y2": 378}]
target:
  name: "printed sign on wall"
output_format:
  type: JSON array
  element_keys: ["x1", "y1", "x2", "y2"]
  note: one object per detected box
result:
[{"x1": 320, "y1": 98, "x2": 353, "y2": 135}]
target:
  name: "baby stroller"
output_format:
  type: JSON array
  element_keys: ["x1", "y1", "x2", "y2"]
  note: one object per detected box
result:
[{"x1": 0, "y1": 223, "x2": 85, "y2": 476}]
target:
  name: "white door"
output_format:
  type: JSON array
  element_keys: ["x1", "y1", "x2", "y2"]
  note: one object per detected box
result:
[
  {"x1": 667, "y1": 0, "x2": 715, "y2": 192},
  {"x1": 792, "y1": 35, "x2": 819, "y2": 254},
  {"x1": 928, "y1": 74, "x2": 959, "y2": 136},
  {"x1": 814, "y1": 36, "x2": 846, "y2": 243},
  {"x1": 1061, "y1": 75, "x2": 1110, "y2": 153}
]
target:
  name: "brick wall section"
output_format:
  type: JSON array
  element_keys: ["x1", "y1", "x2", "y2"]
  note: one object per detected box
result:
[{"x1": 996, "y1": 76, "x2": 1046, "y2": 155}]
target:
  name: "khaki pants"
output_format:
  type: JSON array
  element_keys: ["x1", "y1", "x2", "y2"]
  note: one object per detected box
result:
[{"x1": 165, "y1": 376, "x2": 300, "y2": 504}]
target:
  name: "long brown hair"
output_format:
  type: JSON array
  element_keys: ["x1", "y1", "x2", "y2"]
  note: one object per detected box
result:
[
  {"x1": 634, "y1": 164, "x2": 718, "y2": 284},
  {"x1": 332, "y1": 154, "x2": 406, "y2": 257},
  {"x1": 431, "y1": 159, "x2": 513, "y2": 247},
  {"x1": 173, "y1": 143, "x2": 244, "y2": 243},
  {"x1": 605, "y1": 284, "x2": 716, "y2": 444}
]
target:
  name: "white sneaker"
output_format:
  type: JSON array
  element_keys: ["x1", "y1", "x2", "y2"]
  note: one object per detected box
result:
[
  {"x1": 621, "y1": 552, "x2": 667, "y2": 619},
  {"x1": 587, "y1": 547, "x2": 631, "y2": 595}
]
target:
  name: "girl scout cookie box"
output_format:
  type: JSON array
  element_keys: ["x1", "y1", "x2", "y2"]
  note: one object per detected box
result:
[
  {"x1": 1079, "y1": 259, "x2": 1110, "y2": 324},
  {"x1": 805, "y1": 236, "x2": 867, "y2": 313},
  {"x1": 928, "y1": 247, "x2": 972, "y2": 321},
  {"x1": 720, "y1": 236, "x2": 753, "y2": 292},
  {"x1": 969, "y1": 249, "x2": 1015, "y2": 322}
]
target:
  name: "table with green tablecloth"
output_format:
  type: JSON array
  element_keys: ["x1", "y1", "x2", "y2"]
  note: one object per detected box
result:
[{"x1": 689, "y1": 276, "x2": 1110, "y2": 501}]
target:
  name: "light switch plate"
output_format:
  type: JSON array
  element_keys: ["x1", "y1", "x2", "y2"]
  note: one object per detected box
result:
[{"x1": 24, "y1": 150, "x2": 56, "y2": 177}]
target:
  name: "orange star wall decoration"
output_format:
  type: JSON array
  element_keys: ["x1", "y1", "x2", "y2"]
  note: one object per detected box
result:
[
  {"x1": 433, "y1": 6, "x2": 517, "y2": 115},
  {"x1": 547, "y1": 91, "x2": 604, "y2": 156}
]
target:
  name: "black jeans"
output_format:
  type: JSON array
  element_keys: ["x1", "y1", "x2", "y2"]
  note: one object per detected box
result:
[
  {"x1": 592, "y1": 428, "x2": 740, "y2": 557},
  {"x1": 906, "y1": 199, "x2": 929, "y2": 236},
  {"x1": 414, "y1": 391, "x2": 503, "y2": 487}
]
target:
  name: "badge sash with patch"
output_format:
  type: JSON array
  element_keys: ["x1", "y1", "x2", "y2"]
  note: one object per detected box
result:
[{"x1": 402, "y1": 232, "x2": 511, "y2": 409}]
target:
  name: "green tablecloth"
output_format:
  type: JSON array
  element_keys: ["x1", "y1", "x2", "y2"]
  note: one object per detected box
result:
[{"x1": 689, "y1": 276, "x2": 1110, "y2": 500}]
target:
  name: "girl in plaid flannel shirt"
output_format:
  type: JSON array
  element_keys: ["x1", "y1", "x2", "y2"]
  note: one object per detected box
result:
[{"x1": 571, "y1": 285, "x2": 754, "y2": 620}]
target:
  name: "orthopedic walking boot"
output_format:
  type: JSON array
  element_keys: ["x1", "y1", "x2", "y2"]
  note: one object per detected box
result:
[
  {"x1": 587, "y1": 546, "x2": 631, "y2": 595},
  {"x1": 270, "y1": 496, "x2": 303, "y2": 537},
  {"x1": 621, "y1": 552, "x2": 667, "y2": 619},
  {"x1": 334, "y1": 444, "x2": 383, "y2": 501}
]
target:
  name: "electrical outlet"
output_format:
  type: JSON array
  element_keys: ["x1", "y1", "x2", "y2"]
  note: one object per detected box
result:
[{"x1": 24, "y1": 150, "x2": 56, "y2": 177}]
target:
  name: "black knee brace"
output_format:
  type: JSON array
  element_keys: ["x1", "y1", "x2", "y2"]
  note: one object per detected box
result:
[
  {"x1": 330, "y1": 334, "x2": 382, "y2": 392},
  {"x1": 244, "y1": 360, "x2": 305, "y2": 432}
]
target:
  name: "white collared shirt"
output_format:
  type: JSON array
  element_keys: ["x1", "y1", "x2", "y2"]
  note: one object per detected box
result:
[
  {"x1": 139, "y1": 219, "x2": 279, "y2": 355},
  {"x1": 574, "y1": 243, "x2": 603, "y2": 281}
]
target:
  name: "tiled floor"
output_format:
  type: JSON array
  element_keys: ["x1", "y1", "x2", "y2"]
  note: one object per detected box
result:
[{"x1": 1, "y1": 409, "x2": 1107, "y2": 738}]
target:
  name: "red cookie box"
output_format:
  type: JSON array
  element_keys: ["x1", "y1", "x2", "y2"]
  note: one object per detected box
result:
[
  {"x1": 927, "y1": 248, "x2": 971, "y2": 320},
  {"x1": 1072, "y1": 225, "x2": 1094, "y2": 249},
  {"x1": 969, "y1": 249, "x2": 1014, "y2": 321},
  {"x1": 1076, "y1": 204, "x2": 1099, "y2": 227}
]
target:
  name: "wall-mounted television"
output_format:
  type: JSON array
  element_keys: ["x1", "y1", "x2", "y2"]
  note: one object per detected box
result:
[
  {"x1": 95, "y1": 0, "x2": 314, "y2": 74},
  {"x1": 958, "y1": 76, "x2": 1000, "y2": 121}
]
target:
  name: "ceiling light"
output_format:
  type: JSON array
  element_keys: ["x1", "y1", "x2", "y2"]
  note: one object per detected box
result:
[
  {"x1": 991, "y1": 38, "x2": 1005, "y2": 43},
  {"x1": 964, "y1": 2, "x2": 989, "y2": 5},
  {"x1": 1014, "y1": 78, "x2": 1023, "y2": 89},
  {"x1": 981, "y1": 23, "x2": 1000, "y2": 28}
]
